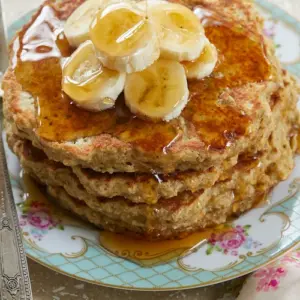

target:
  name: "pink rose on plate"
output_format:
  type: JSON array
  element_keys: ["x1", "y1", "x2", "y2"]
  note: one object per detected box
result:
[
  {"x1": 28, "y1": 210, "x2": 55, "y2": 229},
  {"x1": 206, "y1": 224, "x2": 258, "y2": 255},
  {"x1": 219, "y1": 229, "x2": 246, "y2": 250}
]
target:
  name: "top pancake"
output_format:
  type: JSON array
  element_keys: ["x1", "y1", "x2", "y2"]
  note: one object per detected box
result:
[{"x1": 3, "y1": 0, "x2": 282, "y2": 173}]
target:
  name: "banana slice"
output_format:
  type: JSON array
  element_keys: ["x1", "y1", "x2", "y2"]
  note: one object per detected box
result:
[
  {"x1": 183, "y1": 38, "x2": 218, "y2": 79},
  {"x1": 62, "y1": 40, "x2": 125, "y2": 111},
  {"x1": 89, "y1": 1, "x2": 160, "y2": 73},
  {"x1": 139, "y1": 1, "x2": 205, "y2": 61},
  {"x1": 64, "y1": 0, "x2": 108, "y2": 48},
  {"x1": 124, "y1": 59, "x2": 189, "y2": 122}
]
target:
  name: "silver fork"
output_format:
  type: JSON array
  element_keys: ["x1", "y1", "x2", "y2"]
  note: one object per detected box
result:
[{"x1": 0, "y1": 2, "x2": 33, "y2": 299}]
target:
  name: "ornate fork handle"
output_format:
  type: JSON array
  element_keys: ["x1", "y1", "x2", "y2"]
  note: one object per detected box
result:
[
  {"x1": 0, "y1": 122, "x2": 32, "y2": 299},
  {"x1": 0, "y1": 0, "x2": 32, "y2": 297}
]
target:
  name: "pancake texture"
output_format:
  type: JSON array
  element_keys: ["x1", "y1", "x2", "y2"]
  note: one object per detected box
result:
[{"x1": 3, "y1": 0, "x2": 300, "y2": 239}]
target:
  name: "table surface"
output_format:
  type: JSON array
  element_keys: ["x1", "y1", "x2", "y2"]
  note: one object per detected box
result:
[{"x1": 1, "y1": 0, "x2": 299, "y2": 299}]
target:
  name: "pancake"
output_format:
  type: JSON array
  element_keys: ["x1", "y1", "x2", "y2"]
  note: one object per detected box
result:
[
  {"x1": 3, "y1": 0, "x2": 300, "y2": 239},
  {"x1": 3, "y1": 0, "x2": 282, "y2": 173},
  {"x1": 6, "y1": 70, "x2": 299, "y2": 204},
  {"x1": 10, "y1": 123, "x2": 295, "y2": 239},
  {"x1": 7, "y1": 86, "x2": 298, "y2": 239}
]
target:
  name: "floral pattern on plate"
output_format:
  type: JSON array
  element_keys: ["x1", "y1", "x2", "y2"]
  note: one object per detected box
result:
[
  {"x1": 18, "y1": 200, "x2": 63, "y2": 241},
  {"x1": 206, "y1": 225, "x2": 262, "y2": 256}
]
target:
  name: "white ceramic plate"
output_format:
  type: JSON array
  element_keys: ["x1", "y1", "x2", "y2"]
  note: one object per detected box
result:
[{"x1": 4, "y1": 0, "x2": 300, "y2": 291}]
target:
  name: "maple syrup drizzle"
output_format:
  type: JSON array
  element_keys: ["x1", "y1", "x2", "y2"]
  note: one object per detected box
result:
[{"x1": 13, "y1": 4, "x2": 272, "y2": 153}]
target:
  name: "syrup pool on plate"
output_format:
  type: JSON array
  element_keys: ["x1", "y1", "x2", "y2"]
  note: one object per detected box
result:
[
  {"x1": 19, "y1": 171, "x2": 269, "y2": 267},
  {"x1": 20, "y1": 172, "x2": 236, "y2": 267}
]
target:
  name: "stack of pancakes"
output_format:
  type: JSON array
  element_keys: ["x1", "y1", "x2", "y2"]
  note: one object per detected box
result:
[{"x1": 3, "y1": 0, "x2": 300, "y2": 239}]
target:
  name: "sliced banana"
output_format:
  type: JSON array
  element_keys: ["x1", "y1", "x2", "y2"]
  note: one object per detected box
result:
[
  {"x1": 183, "y1": 38, "x2": 218, "y2": 79},
  {"x1": 62, "y1": 40, "x2": 125, "y2": 111},
  {"x1": 124, "y1": 59, "x2": 189, "y2": 122},
  {"x1": 139, "y1": 1, "x2": 205, "y2": 61},
  {"x1": 89, "y1": 1, "x2": 160, "y2": 73},
  {"x1": 64, "y1": 0, "x2": 108, "y2": 48}
]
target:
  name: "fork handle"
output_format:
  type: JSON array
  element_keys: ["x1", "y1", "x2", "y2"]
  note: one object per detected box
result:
[{"x1": 0, "y1": 130, "x2": 33, "y2": 300}]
